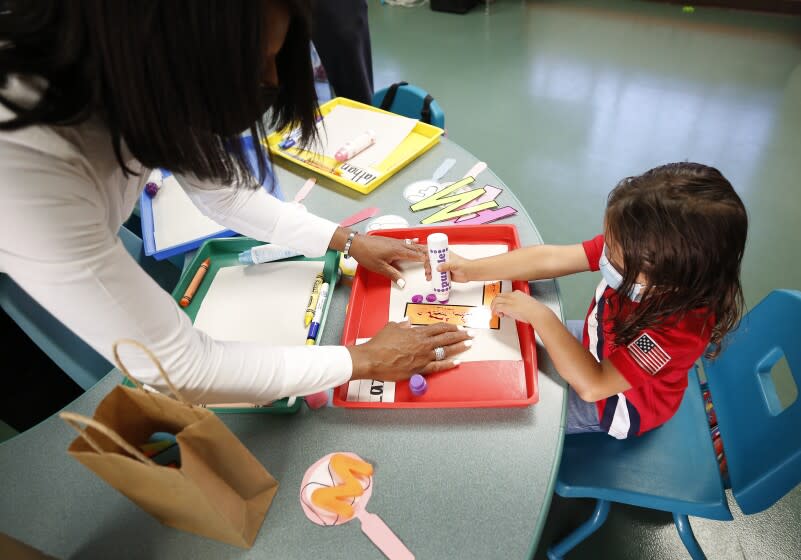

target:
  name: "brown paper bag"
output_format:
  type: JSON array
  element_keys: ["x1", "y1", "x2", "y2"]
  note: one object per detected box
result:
[{"x1": 59, "y1": 339, "x2": 278, "y2": 549}]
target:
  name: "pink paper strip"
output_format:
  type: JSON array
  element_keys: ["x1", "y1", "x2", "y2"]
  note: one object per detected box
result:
[
  {"x1": 294, "y1": 177, "x2": 317, "y2": 203},
  {"x1": 357, "y1": 511, "x2": 415, "y2": 560},
  {"x1": 444, "y1": 185, "x2": 503, "y2": 223},
  {"x1": 455, "y1": 206, "x2": 518, "y2": 225},
  {"x1": 340, "y1": 207, "x2": 380, "y2": 227}
]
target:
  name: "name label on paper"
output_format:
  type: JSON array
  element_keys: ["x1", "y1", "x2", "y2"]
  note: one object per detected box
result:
[
  {"x1": 345, "y1": 338, "x2": 396, "y2": 402},
  {"x1": 346, "y1": 379, "x2": 396, "y2": 403},
  {"x1": 339, "y1": 163, "x2": 381, "y2": 186}
]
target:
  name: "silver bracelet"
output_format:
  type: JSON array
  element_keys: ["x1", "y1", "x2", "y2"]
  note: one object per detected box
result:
[{"x1": 343, "y1": 231, "x2": 358, "y2": 259}]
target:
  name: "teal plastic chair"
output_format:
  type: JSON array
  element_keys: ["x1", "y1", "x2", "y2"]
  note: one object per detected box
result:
[
  {"x1": 0, "y1": 225, "x2": 181, "y2": 390},
  {"x1": 372, "y1": 81, "x2": 446, "y2": 129},
  {"x1": 548, "y1": 289, "x2": 801, "y2": 560}
]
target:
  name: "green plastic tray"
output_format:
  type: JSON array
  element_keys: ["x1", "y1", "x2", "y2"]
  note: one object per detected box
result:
[{"x1": 122, "y1": 237, "x2": 340, "y2": 414}]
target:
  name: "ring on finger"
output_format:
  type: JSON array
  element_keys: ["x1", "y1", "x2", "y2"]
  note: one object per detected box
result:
[
  {"x1": 433, "y1": 346, "x2": 446, "y2": 361},
  {"x1": 404, "y1": 238, "x2": 413, "y2": 245}
]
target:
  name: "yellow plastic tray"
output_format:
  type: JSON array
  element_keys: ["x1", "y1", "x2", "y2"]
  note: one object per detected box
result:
[{"x1": 264, "y1": 97, "x2": 445, "y2": 195}]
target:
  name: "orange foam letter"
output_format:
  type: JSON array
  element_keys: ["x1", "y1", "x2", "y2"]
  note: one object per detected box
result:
[{"x1": 311, "y1": 454, "x2": 374, "y2": 519}]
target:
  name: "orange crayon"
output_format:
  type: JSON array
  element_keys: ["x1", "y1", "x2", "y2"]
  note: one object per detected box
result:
[{"x1": 180, "y1": 257, "x2": 210, "y2": 307}]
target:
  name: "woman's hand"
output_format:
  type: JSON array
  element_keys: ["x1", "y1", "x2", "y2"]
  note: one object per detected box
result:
[
  {"x1": 424, "y1": 250, "x2": 473, "y2": 283},
  {"x1": 347, "y1": 321, "x2": 473, "y2": 382},
  {"x1": 491, "y1": 290, "x2": 543, "y2": 324},
  {"x1": 346, "y1": 233, "x2": 426, "y2": 288}
]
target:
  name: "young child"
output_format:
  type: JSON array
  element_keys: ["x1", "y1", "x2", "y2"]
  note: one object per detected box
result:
[{"x1": 440, "y1": 162, "x2": 748, "y2": 439}]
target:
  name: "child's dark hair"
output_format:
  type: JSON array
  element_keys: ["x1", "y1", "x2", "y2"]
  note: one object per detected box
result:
[
  {"x1": 0, "y1": 0, "x2": 319, "y2": 186},
  {"x1": 605, "y1": 162, "x2": 748, "y2": 358}
]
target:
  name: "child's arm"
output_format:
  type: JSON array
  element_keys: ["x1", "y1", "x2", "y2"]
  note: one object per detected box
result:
[
  {"x1": 441, "y1": 244, "x2": 591, "y2": 282},
  {"x1": 492, "y1": 292, "x2": 630, "y2": 402}
]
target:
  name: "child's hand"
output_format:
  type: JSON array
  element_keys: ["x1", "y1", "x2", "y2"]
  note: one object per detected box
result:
[
  {"x1": 425, "y1": 250, "x2": 472, "y2": 283},
  {"x1": 491, "y1": 290, "x2": 541, "y2": 323}
]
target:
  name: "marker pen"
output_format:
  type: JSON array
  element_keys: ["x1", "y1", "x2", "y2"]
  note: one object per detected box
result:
[
  {"x1": 305, "y1": 282, "x2": 330, "y2": 344},
  {"x1": 334, "y1": 129, "x2": 376, "y2": 162},
  {"x1": 427, "y1": 233, "x2": 450, "y2": 303},
  {"x1": 279, "y1": 114, "x2": 323, "y2": 149}
]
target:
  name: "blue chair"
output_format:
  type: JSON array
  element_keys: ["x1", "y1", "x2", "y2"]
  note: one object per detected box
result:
[
  {"x1": 548, "y1": 289, "x2": 801, "y2": 560},
  {"x1": 0, "y1": 225, "x2": 181, "y2": 390},
  {"x1": 372, "y1": 81, "x2": 446, "y2": 129}
]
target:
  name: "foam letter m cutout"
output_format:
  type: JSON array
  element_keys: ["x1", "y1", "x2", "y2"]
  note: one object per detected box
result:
[{"x1": 410, "y1": 177, "x2": 499, "y2": 224}]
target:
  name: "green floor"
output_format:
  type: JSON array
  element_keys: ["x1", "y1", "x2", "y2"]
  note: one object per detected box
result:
[{"x1": 369, "y1": 1, "x2": 800, "y2": 559}]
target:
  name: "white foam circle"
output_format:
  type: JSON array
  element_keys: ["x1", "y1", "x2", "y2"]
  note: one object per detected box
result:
[{"x1": 366, "y1": 215, "x2": 409, "y2": 232}]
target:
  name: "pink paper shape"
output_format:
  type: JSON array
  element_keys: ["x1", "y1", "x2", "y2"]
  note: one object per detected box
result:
[
  {"x1": 443, "y1": 185, "x2": 503, "y2": 223},
  {"x1": 440, "y1": 185, "x2": 506, "y2": 224},
  {"x1": 300, "y1": 452, "x2": 415, "y2": 560},
  {"x1": 294, "y1": 177, "x2": 317, "y2": 203},
  {"x1": 455, "y1": 206, "x2": 518, "y2": 225},
  {"x1": 300, "y1": 451, "x2": 373, "y2": 527},
  {"x1": 340, "y1": 207, "x2": 380, "y2": 227},
  {"x1": 357, "y1": 511, "x2": 415, "y2": 560}
]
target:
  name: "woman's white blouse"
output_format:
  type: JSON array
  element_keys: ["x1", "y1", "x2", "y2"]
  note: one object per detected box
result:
[{"x1": 0, "y1": 80, "x2": 352, "y2": 403}]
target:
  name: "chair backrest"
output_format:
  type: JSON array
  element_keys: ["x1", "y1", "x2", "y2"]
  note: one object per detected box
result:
[
  {"x1": 702, "y1": 289, "x2": 801, "y2": 514},
  {"x1": 372, "y1": 82, "x2": 446, "y2": 129}
]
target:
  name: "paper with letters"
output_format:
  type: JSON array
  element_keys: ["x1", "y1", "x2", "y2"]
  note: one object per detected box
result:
[{"x1": 390, "y1": 244, "x2": 522, "y2": 362}]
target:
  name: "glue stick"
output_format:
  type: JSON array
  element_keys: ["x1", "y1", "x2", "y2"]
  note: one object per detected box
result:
[
  {"x1": 238, "y1": 244, "x2": 301, "y2": 265},
  {"x1": 427, "y1": 233, "x2": 450, "y2": 303},
  {"x1": 334, "y1": 129, "x2": 376, "y2": 162}
]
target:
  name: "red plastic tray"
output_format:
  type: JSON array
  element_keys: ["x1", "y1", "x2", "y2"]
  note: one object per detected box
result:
[{"x1": 333, "y1": 224, "x2": 538, "y2": 409}]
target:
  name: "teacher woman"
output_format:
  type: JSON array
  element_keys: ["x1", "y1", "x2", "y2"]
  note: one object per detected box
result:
[{"x1": 0, "y1": 0, "x2": 471, "y2": 403}]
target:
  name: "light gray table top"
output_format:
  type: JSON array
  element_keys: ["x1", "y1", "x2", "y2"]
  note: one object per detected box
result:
[{"x1": 0, "y1": 137, "x2": 567, "y2": 560}]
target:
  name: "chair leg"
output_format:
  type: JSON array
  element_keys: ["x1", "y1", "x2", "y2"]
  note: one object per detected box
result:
[
  {"x1": 673, "y1": 513, "x2": 707, "y2": 560},
  {"x1": 547, "y1": 499, "x2": 611, "y2": 560}
]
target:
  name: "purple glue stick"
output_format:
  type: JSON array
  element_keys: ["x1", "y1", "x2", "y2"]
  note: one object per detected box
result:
[
  {"x1": 409, "y1": 374, "x2": 428, "y2": 396},
  {"x1": 427, "y1": 233, "x2": 450, "y2": 303}
]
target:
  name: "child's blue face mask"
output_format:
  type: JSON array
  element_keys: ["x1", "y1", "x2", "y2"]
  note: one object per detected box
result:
[{"x1": 599, "y1": 244, "x2": 644, "y2": 302}]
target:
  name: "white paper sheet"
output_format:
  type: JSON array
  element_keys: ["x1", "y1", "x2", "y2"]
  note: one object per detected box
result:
[
  {"x1": 193, "y1": 261, "x2": 324, "y2": 345},
  {"x1": 313, "y1": 105, "x2": 417, "y2": 169},
  {"x1": 345, "y1": 338, "x2": 397, "y2": 403},
  {"x1": 390, "y1": 244, "x2": 522, "y2": 362},
  {"x1": 152, "y1": 175, "x2": 228, "y2": 251}
]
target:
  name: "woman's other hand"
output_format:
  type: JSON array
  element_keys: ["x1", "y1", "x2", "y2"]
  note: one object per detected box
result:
[
  {"x1": 346, "y1": 233, "x2": 425, "y2": 288},
  {"x1": 347, "y1": 320, "x2": 473, "y2": 381}
]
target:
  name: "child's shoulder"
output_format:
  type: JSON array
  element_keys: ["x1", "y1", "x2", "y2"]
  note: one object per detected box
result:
[{"x1": 655, "y1": 307, "x2": 715, "y2": 345}]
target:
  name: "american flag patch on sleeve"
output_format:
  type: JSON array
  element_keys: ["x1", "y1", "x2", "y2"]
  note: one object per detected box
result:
[{"x1": 627, "y1": 333, "x2": 671, "y2": 375}]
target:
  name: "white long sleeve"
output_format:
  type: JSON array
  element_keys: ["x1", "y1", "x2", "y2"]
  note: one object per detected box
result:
[
  {"x1": 0, "y1": 102, "x2": 352, "y2": 403},
  {"x1": 176, "y1": 171, "x2": 338, "y2": 258}
]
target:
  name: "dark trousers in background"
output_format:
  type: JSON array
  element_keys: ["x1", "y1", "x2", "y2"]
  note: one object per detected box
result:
[{"x1": 312, "y1": 0, "x2": 375, "y2": 105}]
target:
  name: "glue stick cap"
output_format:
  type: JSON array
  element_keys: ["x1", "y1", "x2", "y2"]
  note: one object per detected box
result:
[
  {"x1": 304, "y1": 391, "x2": 329, "y2": 409},
  {"x1": 238, "y1": 250, "x2": 255, "y2": 265},
  {"x1": 426, "y1": 232, "x2": 448, "y2": 250},
  {"x1": 409, "y1": 374, "x2": 427, "y2": 396}
]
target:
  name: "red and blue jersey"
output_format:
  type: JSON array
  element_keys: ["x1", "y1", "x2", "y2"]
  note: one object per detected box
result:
[{"x1": 581, "y1": 235, "x2": 714, "y2": 438}]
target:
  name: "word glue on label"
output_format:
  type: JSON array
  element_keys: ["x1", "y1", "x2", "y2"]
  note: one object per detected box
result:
[{"x1": 427, "y1": 233, "x2": 450, "y2": 303}]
